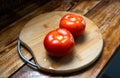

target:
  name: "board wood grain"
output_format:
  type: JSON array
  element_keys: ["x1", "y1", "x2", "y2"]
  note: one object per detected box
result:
[{"x1": 19, "y1": 11, "x2": 103, "y2": 73}]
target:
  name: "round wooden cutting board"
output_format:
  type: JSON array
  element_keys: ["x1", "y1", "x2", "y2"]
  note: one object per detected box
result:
[{"x1": 19, "y1": 11, "x2": 103, "y2": 73}]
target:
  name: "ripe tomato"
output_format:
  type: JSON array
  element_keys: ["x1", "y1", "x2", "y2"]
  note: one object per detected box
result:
[
  {"x1": 59, "y1": 13, "x2": 86, "y2": 38},
  {"x1": 44, "y1": 28, "x2": 75, "y2": 57}
]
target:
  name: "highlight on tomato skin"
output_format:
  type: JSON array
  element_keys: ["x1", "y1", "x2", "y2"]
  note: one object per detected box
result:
[
  {"x1": 59, "y1": 13, "x2": 86, "y2": 38},
  {"x1": 43, "y1": 28, "x2": 75, "y2": 57}
]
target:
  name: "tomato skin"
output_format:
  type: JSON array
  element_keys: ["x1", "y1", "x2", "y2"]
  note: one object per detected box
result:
[
  {"x1": 44, "y1": 28, "x2": 75, "y2": 57},
  {"x1": 59, "y1": 14, "x2": 86, "y2": 38}
]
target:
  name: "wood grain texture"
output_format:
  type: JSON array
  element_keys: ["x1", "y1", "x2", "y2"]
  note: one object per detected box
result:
[
  {"x1": 9, "y1": 0, "x2": 101, "y2": 78},
  {"x1": 0, "y1": 1, "x2": 74, "y2": 78},
  {"x1": 79, "y1": 0, "x2": 120, "y2": 78},
  {"x1": 59, "y1": 0, "x2": 120, "y2": 78},
  {"x1": 71, "y1": 0, "x2": 101, "y2": 14},
  {"x1": 11, "y1": 0, "x2": 120, "y2": 78},
  {"x1": 0, "y1": 0, "x2": 81, "y2": 78},
  {"x1": 0, "y1": 0, "x2": 104, "y2": 78},
  {"x1": 19, "y1": 11, "x2": 103, "y2": 73}
]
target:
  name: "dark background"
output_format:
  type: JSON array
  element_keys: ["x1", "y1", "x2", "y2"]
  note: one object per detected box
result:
[
  {"x1": 0, "y1": 0, "x2": 50, "y2": 30},
  {"x1": 98, "y1": 45, "x2": 120, "y2": 78}
]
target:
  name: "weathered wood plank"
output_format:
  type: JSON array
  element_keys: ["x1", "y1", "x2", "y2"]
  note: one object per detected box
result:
[
  {"x1": 71, "y1": 0, "x2": 101, "y2": 14},
  {"x1": 55, "y1": 0, "x2": 79, "y2": 11},
  {"x1": 0, "y1": 0, "x2": 83, "y2": 77},
  {"x1": 63, "y1": 0, "x2": 120, "y2": 78},
  {"x1": 9, "y1": 0, "x2": 102, "y2": 78},
  {"x1": 0, "y1": 0, "x2": 69, "y2": 55},
  {"x1": 11, "y1": 0, "x2": 120, "y2": 78},
  {"x1": 0, "y1": 0, "x2": 77, "y2": 77},
  {"x1": 0, "y1": 47, "x2": 32, "y2": 78},
  {"x1": 80, "y1": 0, "x2": 120, "y2": 78}
]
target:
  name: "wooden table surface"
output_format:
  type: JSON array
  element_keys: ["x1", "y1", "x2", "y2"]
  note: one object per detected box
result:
[{"x1": 0, "y1": 0, "x2": 120, "y2": 78}]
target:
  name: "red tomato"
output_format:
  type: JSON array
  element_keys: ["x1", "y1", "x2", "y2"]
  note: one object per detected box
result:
[
  {"x1": 44, "y1": 28, "x2": 75, "y2": 57},
  {"x1": 59, "y1": 13, "x2": 86, "y2": 38}
]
